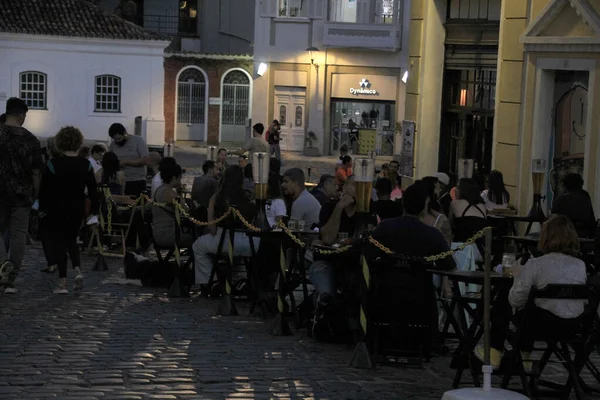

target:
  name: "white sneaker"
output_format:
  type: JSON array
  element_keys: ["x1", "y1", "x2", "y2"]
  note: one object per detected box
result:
[
  {"x1": 0, "y1": 261, "x2": 14, "y2": 284},
  {"x1": 4, "y1": 285, "x2": 17, "y2": 294},
  {"x1": 53, "y1": 287, "x2": 69, "y2": 295},
  {"x1": 74, "y1": 269, "x2": 84, "y2": 291}
]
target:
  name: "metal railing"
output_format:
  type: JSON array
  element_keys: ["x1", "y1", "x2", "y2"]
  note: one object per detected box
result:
[
  {"x1": 446, "y1": 0, "x2": 501, "y2": 22},
  {"x1": 143, "y1": 14, "x2": 197, "y2": 36}
]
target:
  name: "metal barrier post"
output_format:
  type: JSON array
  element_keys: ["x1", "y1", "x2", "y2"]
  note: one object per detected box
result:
[
  {"x1": 350, "y1": 244, "x2": 373, "y2": 369},
  {"x1": 269, "y1": 243, "x2": 292, "y2": 336}
]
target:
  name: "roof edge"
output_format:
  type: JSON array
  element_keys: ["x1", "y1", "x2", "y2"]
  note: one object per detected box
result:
[
  {"x1": 0, "y1": 32, "x2": 170, "y2": 48},
  {"x1": 165, "y1": 51, "x2": 253, "y2": 61}
]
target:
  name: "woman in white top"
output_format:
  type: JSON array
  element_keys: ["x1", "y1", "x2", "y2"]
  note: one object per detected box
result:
[
  {"x1": 481, "y1": 170, "x2": 510, "y2": 211},
  {"x1": 266, "y1": 173, "x2": 286, "y2": 227},
  {"x1": 475, "y1": 214, "x2": 587, "y2": 369}
]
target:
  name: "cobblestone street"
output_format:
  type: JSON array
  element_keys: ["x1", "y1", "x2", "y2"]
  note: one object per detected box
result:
[{"x1": 0, "y1": 244, "x2": 457, "y2": 400}]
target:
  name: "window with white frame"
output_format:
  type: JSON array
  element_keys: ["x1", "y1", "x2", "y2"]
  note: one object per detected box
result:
[
  {"x1": 95, "y1": 75, "x2": 121, "y2": 113},
  {"x1": 19, "y1": 71, "x2": 47, "y2": 110},
  {"x1": 328, "y1": 0, "x2": 398, "y2": 24},
  {"x1": 278, "y1": 0, "x2": 309, "y2": 17}
]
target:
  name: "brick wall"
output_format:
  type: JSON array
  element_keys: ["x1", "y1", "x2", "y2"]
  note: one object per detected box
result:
[{"x1": 163, "y1": 57, "x2": 252, "y2": 145}]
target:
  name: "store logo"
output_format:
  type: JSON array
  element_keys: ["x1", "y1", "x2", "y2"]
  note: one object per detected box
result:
[{"x1": 350, "y1": 79, "x2": 378, "y2": 95}]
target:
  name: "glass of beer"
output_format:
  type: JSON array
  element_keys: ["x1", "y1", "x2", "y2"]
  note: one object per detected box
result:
[
  {"x1": 252, "y1": 152, "x2": 270, "y2": 200},
  {"x1": 354, "y1": 158, "x2": 374, "y2": 213},
  {"x1": 531, "y1": 159, "x2": 547, "y2": 194}
]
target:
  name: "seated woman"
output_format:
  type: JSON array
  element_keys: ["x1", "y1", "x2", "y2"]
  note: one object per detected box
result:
[
  {"x1": 475, "y1": 215, "x2": 587, "y2": 369},
  {"x1": 552, "y1": 173, "x2": 596, "y2": 238},
  {"x1": 481, "y1": 170, "x2": 511, "y2": 212},
  {"x1": 265, "y1": 172, "x2": 287, "y2": 228},
  {"x1": 192, "y1": 165, "x2": 258, "y2": 288},
  {"x1": 151, "y1": 162, "x2": 194, "y2": 249}
]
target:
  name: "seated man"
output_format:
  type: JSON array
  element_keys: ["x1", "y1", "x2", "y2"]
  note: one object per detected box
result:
[
  {"x1": 371, "y1": 177, "x2": 403, "y2": 222},
  {"x1": 282, "y1": 168, "x2": 321, "y2": 227},
  {"x1": 311, "y1": 174, "x2": 338, "y2": 207},
  {"x1": 370, "y1": 183, "x2": 455, "y2": 271},
  {"x1": 191, "y1": 160, "x2": 220, "y2": 209},
  {"x1": 309, "y1": 181, "x2": 454, "y2": 339}
]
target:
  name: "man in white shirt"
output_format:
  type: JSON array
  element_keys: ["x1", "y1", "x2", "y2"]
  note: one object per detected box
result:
[
  {"x1": 88, "y1": 144, "x2": 106, "y2": 182},
  {"x1": 282, "y1": 168, "x2": 321, "y2": 227},
  {"x1": 233, "y1": 123, "x2": 269, "y2": 162},
  {"x1": 148, "y1": 152, "x2": 167, "y2": 198}
]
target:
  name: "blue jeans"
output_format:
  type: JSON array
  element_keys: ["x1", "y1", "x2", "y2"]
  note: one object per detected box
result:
[
  {"x1": 270, "y1": 143, "x2": 281, "y2": 161},
  {"x1": 309, "y1": 260, "x2": 336, "y2": 302}
]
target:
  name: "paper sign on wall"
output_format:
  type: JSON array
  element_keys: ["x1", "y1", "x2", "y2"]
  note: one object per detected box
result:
[{"x1": 399, "y1": 120, "x2": 415, "y2": 178}]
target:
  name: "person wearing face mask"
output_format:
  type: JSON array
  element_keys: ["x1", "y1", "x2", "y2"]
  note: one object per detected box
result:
[{"x1": 107, "y1": 123, "x2": 149, "y2": 197}]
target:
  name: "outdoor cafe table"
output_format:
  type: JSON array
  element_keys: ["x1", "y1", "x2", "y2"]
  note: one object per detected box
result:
[
  {"x1": 243, "y1": 228, "x2": 319, "y2": 327},
  {"x1": 429, "y1": 269, "x2": 514, "y2": 388},
  {"x1": 501, "y1": 215, "x2": 546, "y2": 236}
]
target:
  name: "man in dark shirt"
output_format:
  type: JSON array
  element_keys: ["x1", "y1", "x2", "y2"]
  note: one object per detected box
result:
[
  {"x1": 372, "y1": 177, "x2": 403, "y2": 221},
  {"x1": 371, "y1": 183, "x2": 456, "y2": 271},
  {"x1": 311, "y1": 174, "x2": 338, "y2": 207},
  {"x1": 191, "y1": 160, "x2": 220, "y2": 209},
  {"x1": 551, "y1": 173, "x2": 596, "y2": 238},
  {"x1": 0, "y1": 98, "x2": 44, "y2": 294}
]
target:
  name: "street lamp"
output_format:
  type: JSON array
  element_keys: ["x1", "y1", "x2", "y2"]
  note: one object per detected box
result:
[{"x1": 306, "y1": 47, "x2": 320, "y2": 69}]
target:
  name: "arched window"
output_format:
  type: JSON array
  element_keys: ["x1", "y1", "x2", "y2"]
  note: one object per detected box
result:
[
  {"x1": 19, "y1": 71, "x2": 47, "y2": 109},
  {"x1": 221, "y1": 70, "x2": 250, "y2": 126},
  {"x1": 95, "y1": 75, "x2": 121, "y2": 112},
  {"x1": 177, "y1": 68, "x2": 206, "y2": 124}
]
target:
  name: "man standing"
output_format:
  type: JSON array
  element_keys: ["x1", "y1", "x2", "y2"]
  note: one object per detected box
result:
[
  {"x1": 191, "y1": 160, "x2": 220, "y2": 208},
  {"x1": 267, "y1": 120, "x2": 281, "y2": 161},
  {"x1": 234, "y1": 123, "x2": 269, "y2": 162},
  {"x1": 107, "y1": 123, "x2": 149, "y2": 197},
  {"x1": 0, "y1": 98, "x2": 44, "y2": 294},
  {"x1": 216, "y1": 148, "x2": 229, "y2": 169},
  {"x1": 281, "y1": 168, "x2": 321, "y2": 227}
]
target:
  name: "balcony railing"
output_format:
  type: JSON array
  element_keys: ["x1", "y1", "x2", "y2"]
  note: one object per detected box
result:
[
  {"x1": 323, "y1": 0, "x2": 403, "y2": 50},
  {"x1": 143, "y1": 14, "x2": 198, "y2": 36}
]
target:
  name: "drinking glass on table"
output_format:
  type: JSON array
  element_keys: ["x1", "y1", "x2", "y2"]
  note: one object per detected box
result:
[
  {"x1": 288, "y1": 220, "x2": 297, "y2": 230},
  {"x1": 502, "y1": 253, "x2": 517, "y2": 277},
  {"x1": 297, "y1": 220, "x2": 306, "y2": 231}
]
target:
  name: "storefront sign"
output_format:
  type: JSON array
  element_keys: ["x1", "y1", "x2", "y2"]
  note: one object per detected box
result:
[{"x1": 349, "y1": 79, "x2": 379, "y2": 96}]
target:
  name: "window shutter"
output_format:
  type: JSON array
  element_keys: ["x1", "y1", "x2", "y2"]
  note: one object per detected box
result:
[
  {"x1": 309, "y1": 0, "x2": 325, "y2": 19},
  {"x1": 260, "y1": 0, "x2": 277, "y2": 17}
]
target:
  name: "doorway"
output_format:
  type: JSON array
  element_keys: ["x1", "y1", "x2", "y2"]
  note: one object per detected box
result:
[
  {"x1": 176, "y1": 67, "x2": 207, "y2": 141},
  {"x1": 274, "y1": 87, "x2": 306, "y2": 151}
]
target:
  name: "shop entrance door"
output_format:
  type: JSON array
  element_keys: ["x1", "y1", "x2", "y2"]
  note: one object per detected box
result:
[{"x1": 274, "y1": 87, "x2": 306, "y2": 151}]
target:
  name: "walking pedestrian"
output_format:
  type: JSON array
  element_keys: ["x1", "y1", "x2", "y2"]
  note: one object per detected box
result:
[
  {"x1": 0, "y1": 98, "x2": 44, "y2": 294},
  {"x1": 39, "y1": 126, "x2": 98, "y2": 294}
]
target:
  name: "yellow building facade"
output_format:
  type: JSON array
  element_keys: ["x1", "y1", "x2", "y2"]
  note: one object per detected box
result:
[{"x1": 406, "y1": 0, "x2": 600, "y2": 214}]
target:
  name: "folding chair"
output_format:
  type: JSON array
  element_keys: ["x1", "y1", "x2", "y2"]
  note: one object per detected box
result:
[
  {"x1": 501, "y1": 284, "x2": 600, "y2": 399},
  {"x1": 364, "y1": 255, "x2": 436, "y2": 366},
  {"x1": 87, "y1": 187, "x2": 136, "y2": 257}
]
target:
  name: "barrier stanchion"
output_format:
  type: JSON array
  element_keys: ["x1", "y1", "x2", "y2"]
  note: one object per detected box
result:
[
  {"x1": 168, "y1": 200, "x2": 188, "y2": 298},
  {"x1": 269, "y1": 243, "x2": 292, "y2": 336},
  {"x1": 349, "y1": 243, "x2": 373, "y2": 369},
  {"x1": 92, "y1": 210, "x2": 108, "y2": 271},
  {"x1": 216, "y1": 214, "x2": 238, "y2": 316}
]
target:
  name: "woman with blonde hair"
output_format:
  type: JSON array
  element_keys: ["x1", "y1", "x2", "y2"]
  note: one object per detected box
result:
[
  {"x1": 475, "y1": 214, "x2": 587, "y2": 369},
  {"x1": 39, "y1": 126, "x2": 98, "y2": 294}
]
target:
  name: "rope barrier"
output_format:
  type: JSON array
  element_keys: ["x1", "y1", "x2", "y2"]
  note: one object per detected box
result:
[{"x1": 98, "y1": 189, "x2": 493, "y2": 261}]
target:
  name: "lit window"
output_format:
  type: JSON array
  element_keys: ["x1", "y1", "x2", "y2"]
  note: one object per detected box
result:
[
  {"x1": 278, "y1": 0, "x2": 308, "y2": 18},
  {"x1": 19, "y1": 71, "x2": 47, "y2": 110},
  {"x1": 295, "y1": 106, "x2": 303, "y2": 127},
  {"x1": 328, "y1": 0, "x2": 397, "y2": 24},
  {"x1": 95, "y1": 75, "x2": 121, "y2": 113}
]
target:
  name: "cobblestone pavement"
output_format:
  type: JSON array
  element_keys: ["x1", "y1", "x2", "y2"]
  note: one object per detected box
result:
[{"x1": 2, "y1": 244, "x2": 600, "y2": 399}]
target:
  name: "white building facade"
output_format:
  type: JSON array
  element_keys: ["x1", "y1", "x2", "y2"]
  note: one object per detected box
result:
[
  {"x1": 0, "y1": 0, "x2": 169, "y2": 145},
  {"x1": 252, "y1": 0, "x2": 411, "y2": 156}
]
